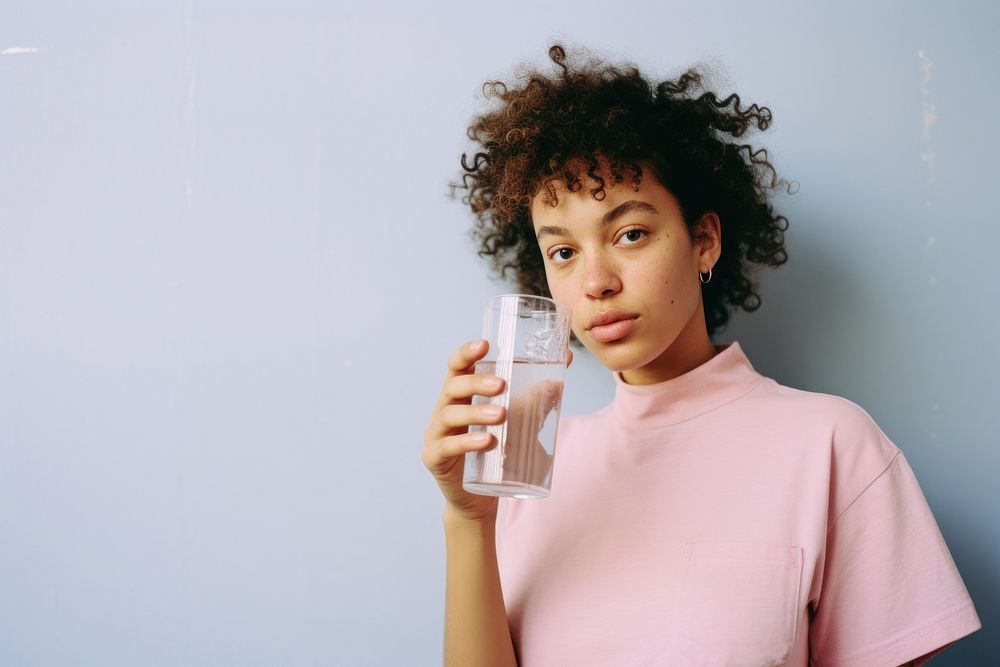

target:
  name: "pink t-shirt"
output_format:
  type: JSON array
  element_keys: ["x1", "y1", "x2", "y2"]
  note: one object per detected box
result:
[{"x1": 496, "y1": 341, "x2": 981, "y2": 666}]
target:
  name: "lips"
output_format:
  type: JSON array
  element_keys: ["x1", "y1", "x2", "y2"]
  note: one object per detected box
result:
[{"x1": 586, "y1": 309, "x2": 639, "y2": 344}]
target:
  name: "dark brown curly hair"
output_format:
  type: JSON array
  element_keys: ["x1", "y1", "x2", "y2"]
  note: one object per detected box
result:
[{"x1": 449, "y1": 44, "x2": 794, "y2": 338}]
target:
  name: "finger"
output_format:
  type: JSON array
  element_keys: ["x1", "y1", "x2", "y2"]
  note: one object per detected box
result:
[
  {"x1": 437, "y1": 403, "x2": 507, "y2": 432},
  {"x1": 566, "y1": 348, "x2": 574, "y2": 368},
  {"x1": 439, "y1": 372, "x2": 506, "y2": 406},
  {"x1": 434, "y1": 340, "x2": 492, "y2": 412},
  {"x1": 434, "y1": 431, "x2": 496, "y2": 461},
  {"x1": 446, "y1": 339, "x2": 489, "y2": 377}
]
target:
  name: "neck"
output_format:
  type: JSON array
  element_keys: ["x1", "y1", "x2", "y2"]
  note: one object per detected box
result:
[{"x1": 619, "y1": 306, "x2": 717, "y2": 386}]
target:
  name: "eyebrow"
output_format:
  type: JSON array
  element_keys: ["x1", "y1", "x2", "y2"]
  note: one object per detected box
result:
[{"x1": 534, "y1": 200, "x2": 659, "y2": 240}]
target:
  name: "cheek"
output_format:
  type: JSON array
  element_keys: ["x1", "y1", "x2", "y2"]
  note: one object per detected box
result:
[
  {"x1": 641, "y1": 250, "x2": 695, "y2": 306},
  {"x1": 639, "y1": 248, "x2": 683, "y2": 291},
  {"x1": 543, "y1": 264, "x2": 563, "y2": 293},
  {"x1": 543, "y1": 258, "x2": 578, "y2": 291},
  {"x1": 544, "y1": 273, "x2": 585, "y2": 334},
  {"x1": 659, "y1": 243, "x2": 697, "y2": 284},
  {"x1": 544, "y1": 272, "x2": 569, "y2": 300},
  {"x1": 544, "y1": 274, "x2": 578, "y2": 316}
]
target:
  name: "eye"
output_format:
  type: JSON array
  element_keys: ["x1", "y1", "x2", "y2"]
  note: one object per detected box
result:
[
  {"x1": 617, "y1": 228, "x2": 648, "y2": 245},
  {"x1": 547, "y1": 247, "x2": 576, "y2": 264}
]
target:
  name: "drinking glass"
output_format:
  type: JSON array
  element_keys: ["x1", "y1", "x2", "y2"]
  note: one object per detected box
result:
[{"x1": 463, "y1": 294, "x2": 571, "y2": 499}]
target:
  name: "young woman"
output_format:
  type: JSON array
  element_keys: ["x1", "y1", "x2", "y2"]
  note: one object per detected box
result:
[{"x1": 421, "y1": 44, "x2": 981, "y2": 666}]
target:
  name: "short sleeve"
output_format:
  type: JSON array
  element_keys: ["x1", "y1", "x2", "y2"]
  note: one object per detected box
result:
[{"x1": 809, "y1": 451, "x2": 982, "y2": 666}]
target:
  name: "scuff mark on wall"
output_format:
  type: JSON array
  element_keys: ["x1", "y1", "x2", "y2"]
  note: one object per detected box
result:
[
  {"x1": 184, "y1": 0, "x2": 198, "y2": 214},
  {"x1": 918, "y1": 49, "x2": 937, "y2": 187},
  {"x1": 921, "y1": 109, "x2": 937, "y2": 142},
  {"x1": 918, "y1": 49, "x2": 939, "y2": 295},
  {"x1": 920, "y1": 53, "x2": 945, "y2": 425},
  {"x1": 919, "y1": 50, "x2": 937, "y2": 140},
  {"x1": 921, "y1": 150, "x2": 936, "y2": 187},
  {"x1": 2, "y1": 46, "x2": 42, "y2": 55}
]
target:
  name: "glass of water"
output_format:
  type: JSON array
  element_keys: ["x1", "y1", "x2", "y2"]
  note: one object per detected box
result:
[{"x1": 463, "y1": 294, "x2": 572, "y2": 499}]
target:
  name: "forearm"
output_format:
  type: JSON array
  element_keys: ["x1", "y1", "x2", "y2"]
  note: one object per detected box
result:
[{"x1": 443, "y1": 512, "x2": 518, "y2": 667}]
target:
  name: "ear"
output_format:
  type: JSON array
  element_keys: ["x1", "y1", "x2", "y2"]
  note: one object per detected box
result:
[{"x1": 693, "y1": 212, "x2": 722, "y2": 272}]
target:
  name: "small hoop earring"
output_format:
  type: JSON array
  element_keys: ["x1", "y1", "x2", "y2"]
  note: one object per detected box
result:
[{"x1": 699, "y1": 268, "x2": 713, "y2": 284}]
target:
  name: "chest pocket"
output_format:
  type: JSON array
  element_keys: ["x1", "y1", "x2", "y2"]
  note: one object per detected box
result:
[{"x1": 671, "y1": 541, "x2": 803, "y2": 666}]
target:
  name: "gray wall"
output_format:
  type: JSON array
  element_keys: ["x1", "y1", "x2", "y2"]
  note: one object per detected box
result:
[{"x1": 1, "y1": 1, "x2": 996, "y2": 664}]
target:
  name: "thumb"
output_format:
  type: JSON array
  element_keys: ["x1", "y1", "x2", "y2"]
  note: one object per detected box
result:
[{"x1": 566, "y1": 348, "x2": 574, "y2": 368}]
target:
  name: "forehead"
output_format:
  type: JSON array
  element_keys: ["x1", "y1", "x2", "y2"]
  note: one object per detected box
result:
[{"x1": 529, "y1": 165, "x2": 674, "y2": 227}]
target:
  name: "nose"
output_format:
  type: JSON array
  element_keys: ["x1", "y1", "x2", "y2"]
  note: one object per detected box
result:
[{"x1": 583, "y1": 251, "x2": 622, "y2": 299}]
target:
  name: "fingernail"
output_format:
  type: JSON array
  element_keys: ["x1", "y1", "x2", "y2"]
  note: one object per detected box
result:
[
  {"x1": 483, "y1": 376, "x2": 504, "y2": 389},
  {"x1": 481, "y1": 405, "x2": 503, "y2": 417},
  {"x1": 466, "y1": 339, "x2": 484, "y2": 352},
  {"x1": 470, "y1": 432, "x2": 491, "y2": 444}
]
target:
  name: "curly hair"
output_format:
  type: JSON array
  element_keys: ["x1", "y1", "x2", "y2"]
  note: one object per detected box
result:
[{"x1": 449, "y1": 44, "x2": 794, "y2": 338}]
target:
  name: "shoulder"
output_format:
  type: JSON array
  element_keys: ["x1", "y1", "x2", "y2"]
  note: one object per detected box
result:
[
  {"x1": 748, "y1": 378, "x2": 903, "y2": 509},
  {"x1": 749, "y1": 377, "x2": 900, "y2": 451}
]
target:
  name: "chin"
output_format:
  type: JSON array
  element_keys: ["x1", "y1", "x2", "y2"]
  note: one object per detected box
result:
[{"x1": 590, "y1": 342, "x2": 662, "y2": 374}]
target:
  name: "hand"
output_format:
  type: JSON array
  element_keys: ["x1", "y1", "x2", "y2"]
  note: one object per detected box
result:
[
  {"x1": 422, "y1": 341, "x2": 573, "y2": 524},
  {"x1": 422, "y1": 340, "x2": 507, "y2": 523}
]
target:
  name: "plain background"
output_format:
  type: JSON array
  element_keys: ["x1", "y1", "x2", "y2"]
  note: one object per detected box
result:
[{"x1": 1, "y1": 1, "x2": 997, "y2": 664}]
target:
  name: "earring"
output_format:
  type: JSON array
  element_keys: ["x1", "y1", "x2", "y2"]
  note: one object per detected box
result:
[{"x1": 699, "y1": 268, "x2": 713, "y2": 284}]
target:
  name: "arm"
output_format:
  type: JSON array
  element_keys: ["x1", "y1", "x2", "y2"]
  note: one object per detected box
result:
[
  {"x1": 421, "y1": 340, "x2": 519, "y2": 667},
  {"x1": 443, "y1": 509, "x2": 518, "y2": 667}
]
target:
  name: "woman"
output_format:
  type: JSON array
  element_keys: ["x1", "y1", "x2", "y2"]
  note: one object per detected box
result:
[{"x1": 422, "y1": 44, "x2": 981, "y2": 666}]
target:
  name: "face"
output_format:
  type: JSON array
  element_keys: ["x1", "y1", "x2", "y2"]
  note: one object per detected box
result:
[{"x1": 530, "y1": 165, "x2": 722, "y2": 385}]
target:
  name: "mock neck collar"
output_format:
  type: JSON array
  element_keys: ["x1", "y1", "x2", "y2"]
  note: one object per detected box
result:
[{"x1": 610, "y1": 341, "x2": 765, "y2": 429}]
